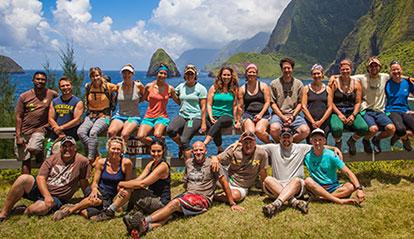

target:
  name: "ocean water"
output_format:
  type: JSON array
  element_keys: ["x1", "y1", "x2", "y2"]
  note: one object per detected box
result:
[{"x1": 10, "y1": 70, "x2": 402, "y2": 156}]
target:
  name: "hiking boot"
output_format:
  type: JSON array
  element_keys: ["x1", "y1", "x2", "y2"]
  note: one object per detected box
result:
[
  {"x1": 362, "y1": 138, "x2": 372, "y2": 153},
  {"x1": 53, "y1": 205, "x2": 73, "y2": 221},
  {"x1": 390, "y1": 134, "x2": 399, "y2": 146},
  {"x1": 292, "y1": 200, "x2": 309, "y2": 214},
  {"x1": 334, "y1": 139, "x2": 342, "y2": 151},
  {"x1": 11, "y1": 204, "x2": 27, "y2": 215},
  {"x1": 90, "y1": 209, "x2": 115, "y2": 222},
  {"x1": 124, "y1": 212, "x2": 148, "y2": 238},
  {"x1": 372, "y1": 137, "x2": 382, "y2": 153},
  {"x1": 347, "y1": 137, "x2": 357, "y2": 155},
  {"x1": 262, "y1": 202, "x2": 282, "y2": 218},
  {"x1": 402, "y1": 139, "x2": 412, "y2": 151}
]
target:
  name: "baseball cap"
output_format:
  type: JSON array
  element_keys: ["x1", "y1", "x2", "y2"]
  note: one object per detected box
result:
[
  {"x1": 280, "y1": 127, "x2": 294, "y2": 137},
  {"x1": 310, "y1": 128, "x2": 325, "y2": 137},
  {"x1": 240, "y1": 131, "x2": 256, "y2": 141},
  {"x1": 367, "y1": 57, "x2": 381, "y2": 67},
  {"x1": 61, "y1": 136, "x2": 76, "y2": 145},
  {"x1": 184, "y1": 65, "x2": 197, "y2": 74}
]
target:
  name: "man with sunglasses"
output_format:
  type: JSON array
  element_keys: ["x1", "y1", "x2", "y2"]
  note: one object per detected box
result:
[
  {"x1": 15, "y1": 71, "x2": 58, "y2": 174},
  {"x1": 0, "y1": 136, "x2": 89, "y2": 222},
  {"x1": 269, "y1": 57, "x2": 310, "y2": 143},
  {"x1": 351, "y1": 57, "x2": 396, "y2": 153}
]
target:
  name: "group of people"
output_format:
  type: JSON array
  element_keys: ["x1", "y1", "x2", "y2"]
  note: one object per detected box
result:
[{"x1": 0, "y1": 55, "x2": 412, "y2": 238}]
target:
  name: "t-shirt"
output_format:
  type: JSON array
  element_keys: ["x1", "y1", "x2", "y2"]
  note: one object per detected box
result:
[
  {"x1": 304, "y1": 149, "x2": 345, "y2": 185},
  {"x1": 260, "y1": 144, "x2": 312, "y2": 186},
  {"x1": 85, "y1": 82, "x2": 118, "y2": 111},
  {"x1": 270, "y1": 77, "x2": 303, "y2": 116},
  {"x1": 38, "y1": 153, "x2": 89, "y2": 200},
  {"x1": 218, "y1": 145, "x2": 268, "y2": 188},
  {"x1": 51, "y1": 95, "x2": 82, "y2": 140},
  {"x1": 353, "y1": 73, "x2": 390, "y2": 112},
  {"x1": 15, "y1": 89, "x2": 58, "y2": 135},
  {"x1": 182, "y1": 157, "x2": 224, "y2": 206},
  {"x1": 176, "y1": 82, "x2": 207, "y2": 119},
  {"x1": 385, "y1": 78, "x2": 414, "y2": 113}
]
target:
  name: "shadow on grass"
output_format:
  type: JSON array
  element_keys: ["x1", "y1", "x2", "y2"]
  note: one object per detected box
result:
[{"x1": 342, "y1": 170, "x2": 414, "y2": 187}]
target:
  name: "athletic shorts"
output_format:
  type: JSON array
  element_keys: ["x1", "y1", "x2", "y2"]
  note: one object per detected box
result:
[
  {"x1": 141, "y1": 117, "x2": 170, "y2": 128},
  {"x1": 127, "y1": 188, "x2": 166, "y2": 214},
  {"x1": 23, "y1": 176, "x2": 68, "y2": 213},
  {"x1": 269, "y1": 115, "x2": 307, "y2": 131},
  {"x1": 176, "y1": 193, "x2": 210, "y2": 216},
  {"x1": 241, "y1": 111, "x2": 271, "y2": 122},
  {"x1": 223, "y1": 169, "x2": 249, "y2": 200},
  {"x1": 262, "y1": 177, "x2": 306, "y2": 199},
  {"x1": 361, "y1": 110, "x2": 393, "y2": 129},
  {"x1": 111, "y1": 114, "x2": 141, "y2": 126},
  {"x1": 83, "y1": 185, "x2": 115, "y2": 218},
  {"x1": 318, "y1": 182, "x2": 343, "y2": 194},
  {"x1": 14, "y1": 132, "x2": 45, "y2": 161}
]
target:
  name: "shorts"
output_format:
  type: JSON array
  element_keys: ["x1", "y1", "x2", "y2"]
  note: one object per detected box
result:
[
  {"x1": 84, "y1": 185, "x2": 115, "y2": 218},
  {"x1": 269, "y1": 114, "x2": 307, "y2": 131},
  {"x1": 111, "y1": 114, "x2": 141, "y2": 126},
  {"x1": 14, "y1": 132, "x2": 45, "y2": 161},
  {"x1": 141, "y1": 117, "x2": 170, "y2": 128},
  {"x1": 361, "y1": 110, "x2": 393, "y2": 129},
  {"x1": 262, "y1": 177, "x2": 306, "y2": 199},
  {"x1": 127, "y1": 188, "x2": 166, "y2": 214},
  {"x1": 318, "y1": 182, "x2": 343, "y2": 194},
  {"x1": 223, "y1": 169, "x2": 249, "y2": 200},
  {"x1": 176, "y1": 193, "x2": 210, "y2": 216},
  {"x1": 23, "y1": 176, "x2": 68, "y2": 213},
  {"x1": 241, "y1": 111, "x2": 271, "y2": 122}
]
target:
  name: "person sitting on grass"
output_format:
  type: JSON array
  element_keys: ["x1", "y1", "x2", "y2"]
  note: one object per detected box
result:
[
  {"x1": 122, "y1": 141, "x2": 244, "y2": 238},
  {"x1": 0, "y1": 136, "x2": 89, "y2": 222},
  {"x1": 53, "y1": 137, "x2": 132, "y2": 221},
  {"x1": 304, "y1": 128, "x2": 365, "y2": 205},
  {"x1": 90, "y1": 139, "x2": 171, "y2": 222}
]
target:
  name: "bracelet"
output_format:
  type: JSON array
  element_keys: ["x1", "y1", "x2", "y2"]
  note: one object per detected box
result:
[
  {"x1": 356, "y1": 186, "x2": 363, "y2": 190},
  {"x1": 352, "y1": 113, "x2": 357, "y2": 117},
  {"x1": 230, "y1": 202, "x2": 237, "y2": 206}
]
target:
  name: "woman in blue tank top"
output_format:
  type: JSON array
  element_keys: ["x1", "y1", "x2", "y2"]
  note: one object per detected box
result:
[{"x1": 53, "y1": 137, "x2": 133, "y2": 221}]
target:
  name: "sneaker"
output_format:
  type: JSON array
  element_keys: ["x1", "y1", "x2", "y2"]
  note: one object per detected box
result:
[
  {"x1": 53, "y1": 206, "x2": 73, "y2": 221},
  {"x1": 390, "y1": 134, "x2": 399, "y2": 146},
  {"x1": 334, "y1": 139, "x2": 342, "y2": 151},
  {"x1": 347, "y1": 137, "x2": 357, "y2": 155},
  {"x1": 402, "y1": 139, "x2": 412, "y2": 151},
  {"x1": 125, "y1": 212, "x2": 148, "y2": 238},
  {"x1": 262, "y1": 202, "x2": 282, "y2": 218},
  {"x1": 90, "y1": 209, "x2": 115, "y2": 222},
  {"x1": 362, "y1": 138, "x2": 372, "y2": 153},
  {"x1": 11, "y1": 204, "x2": 27, "y2": 215},
  {"x1": 372, "y1": 137, "x2": 382, "y2": 153},
  {"x1": 292, "y1": 200, "x2": 309, "y2": 214}
]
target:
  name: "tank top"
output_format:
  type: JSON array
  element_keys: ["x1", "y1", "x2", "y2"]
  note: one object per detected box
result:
[
  {"x1": 307, "y1": 85, "x2": 328, "y2": 121},
  {"x1": 98, "y1": 157, "x2": 125, "y2": 197},
  {"x1": 148, "y1": 159, "x2": 171, "y2": 205},
  {"x1": 51, "y1": 95, "x2": 81, "y2": 140},
  {"x1": 212, "y1": 91, "x2": 234, "y2": 118},
  {"x1": 117, "y1": 82, "x2": 140, "y2": 117},
  {"x1": 144, "y1": 83, "x2": 169, "y2": 119},
  {"x1": 243, "y1": 82, "x2": 269, "y2": 115},
  {"x1": 333, "y1": 78, "x2": 356, "y2": 113}
]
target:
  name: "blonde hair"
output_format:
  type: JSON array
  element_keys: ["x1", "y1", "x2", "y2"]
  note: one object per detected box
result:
[{"x1": 106, "y1": 137, "x2": 126, "y2": 154}]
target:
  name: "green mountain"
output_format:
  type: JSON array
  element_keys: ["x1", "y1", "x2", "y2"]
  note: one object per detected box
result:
[
  {"x1": 327, "y1": 0, "x2": 414, "y2": 75},
  {"x1": 176, "y1": 48, "x2": 219, "y2": 72},
  {"x1": 146, "y1": 48, "x2": 181, "y2": 78},
  {"x1": 0, "y1": 55, "x2": 24, "y2": 74}
]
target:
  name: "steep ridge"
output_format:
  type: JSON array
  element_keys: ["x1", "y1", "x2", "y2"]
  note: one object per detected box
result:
[
  {"x1": 0, "y1": 55, "x2": 24, "y2": 74},
  {"x1": 146, "y1": 48, "x2": 181, "y2": 78}
]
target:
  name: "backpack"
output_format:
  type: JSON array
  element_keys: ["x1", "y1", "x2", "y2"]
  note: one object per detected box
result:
[{"x1": 85, "y1": 81, "x2": 116, "y2": 116}]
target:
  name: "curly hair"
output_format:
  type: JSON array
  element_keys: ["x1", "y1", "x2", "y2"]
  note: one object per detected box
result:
[{"x1": 214, "y1": 66, "x2": 239, "y2": 95}]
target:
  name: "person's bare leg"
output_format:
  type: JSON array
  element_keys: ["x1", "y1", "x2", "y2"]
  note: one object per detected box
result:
[
  {"x1": 107, "y1": 120, "x2": 124, "y2": 138},
  {"x1": 293, "y1": 124, "x2": 310, "y2": 143},
  {"x1": 0, "y1": 175, "x2": 34, "y2": 218},
  {"x1": 376, "y1": 124, "x2": 396, "y2": 140},
  {"x1": 149, "y1": 199, "x2": 182, "y2": 229},
  {"x1": 263, "y1": 176, "x2": 284, "y2": 198},
  {"x1": 255, "y1": 119, "x2": 270, "y2": 144},
  {"x1": 331, "y1": 182, "x2": 355, "y2": 199},
  {"x1": 276, "y1": 178, "x2": 302, "y2": 203},
  {"x1": 269, "y1": 122, "x2": 282, "y2": 143},
  {"x1": 304, "y1": 177, "x2": 355, "y2": 205},
  {"x1": 203, "y1": 135, "x2": 213, "y2": 145},
  {"x1": 214, "y1": 189, "x2": 242, "y2": 202},
  {"x1": 137, "y1": 124, "x2": 154, "y2": 145},
  {"x1": 121, "y1": 121, "x2": 139, "y2": 144},
  {"x1": 364, "y1": 126, "x2": 379, "y2": 140},
  {"x1": 69, "y1": 198, "x2": 102, "y2": 214}
]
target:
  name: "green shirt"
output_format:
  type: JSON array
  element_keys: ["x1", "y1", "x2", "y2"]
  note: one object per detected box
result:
[{"x1": 212, "y1": 91, "x2": 234, "y2": 118}]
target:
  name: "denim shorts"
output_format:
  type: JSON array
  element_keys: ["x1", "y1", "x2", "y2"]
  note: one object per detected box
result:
[
  {"x1": 23, "y1": 176, "x2": 68, "y2": 213},
  {"x1": 269, "y1": 114, "x2": 307, "y2": 131},
  {"x1": 141, "y1": 117, "x2": 170, "y2": 127},
  {"x1": 361, "y1": 110, "x2": 393, "y2": 129},
  {"x1": 111, "y1": 114, "x2": 141, "y2": 126}
]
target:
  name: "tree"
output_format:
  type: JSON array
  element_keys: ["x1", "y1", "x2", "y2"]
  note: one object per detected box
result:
[
  {"x1": 59, "y1": 41, "x2": 85, "y2": 97},
  {"x1": 42, "y1": 55, "x2": 58, "y2": 92}
]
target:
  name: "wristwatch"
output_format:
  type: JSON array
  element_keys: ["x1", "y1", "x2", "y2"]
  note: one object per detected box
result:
[
  {"x1": 356, "y1": 186, "x2": 363, "y2": 190},
  {"x1": 352, "y1": 112, "x2": 357, "y2": 117}
]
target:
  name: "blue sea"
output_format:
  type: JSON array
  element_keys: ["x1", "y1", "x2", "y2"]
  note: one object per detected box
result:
[{"x1": 9, "y1": 70, "x2": 401, "y2": 157}]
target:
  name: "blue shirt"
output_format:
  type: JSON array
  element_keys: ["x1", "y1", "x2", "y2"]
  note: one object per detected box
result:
[
  {"x1": 385, "y1": 78, "x2": 414, "y2": 113},
  {"x1": 176, "y1": 82, "x2": 207, "y2": 119},
  {"x1": 304, "y1": 149, "x2": 345, "y2": 185},
  {"x1": 51, "y1": 95, "x2": 81, "y2": 140}
]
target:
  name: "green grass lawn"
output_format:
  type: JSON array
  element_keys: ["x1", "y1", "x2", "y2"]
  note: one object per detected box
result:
[{"x1": 1, "y1": 161, "x2": 414, "y2": 239}]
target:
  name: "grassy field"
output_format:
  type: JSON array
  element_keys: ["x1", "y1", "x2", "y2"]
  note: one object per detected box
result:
[{"x1": 1, "y1": 160, "x2": 414, "y2": 239}]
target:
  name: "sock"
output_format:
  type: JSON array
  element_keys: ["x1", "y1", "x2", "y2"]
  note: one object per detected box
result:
[
  {"x1": 147, "y1": 223, "x2": 153, "y2": 231},
  {"x1": 145, "y1": 216, "x2": 153, "y2": 223},
  {"x1": 108, "y1": 204, "x2": 118, "y2": 212},
  {"x1": 273, "y1": 198, "x2": 283, "y2": 207},
  {"x1": 289, "y1": 197, "x2": 297, "y2": 205}
]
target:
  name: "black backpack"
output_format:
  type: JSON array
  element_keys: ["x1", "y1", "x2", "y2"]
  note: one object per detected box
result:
[{"x1": 85, "y1": 81, "x2": 116, "y2": 116}]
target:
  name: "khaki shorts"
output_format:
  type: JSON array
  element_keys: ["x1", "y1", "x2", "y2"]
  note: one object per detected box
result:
[
  {"x1": 14, "y1": 132, "x2": 45, "y2": 161},
  {"x1": 263, "y1": 177, "x2": 306, "y2": 199},
  {"x1": 223, "y1": 169, "x2": 249, "y2": 200}
]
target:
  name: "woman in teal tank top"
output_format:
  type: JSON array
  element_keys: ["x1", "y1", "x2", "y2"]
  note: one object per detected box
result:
[{"x1": 204, "y1": 66, "x2": 239, "y2": 153}]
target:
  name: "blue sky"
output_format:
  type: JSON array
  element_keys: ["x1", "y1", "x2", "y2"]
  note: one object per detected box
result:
[{"x1": 0, "y1": 0, "x2": 290, "y2": 70}]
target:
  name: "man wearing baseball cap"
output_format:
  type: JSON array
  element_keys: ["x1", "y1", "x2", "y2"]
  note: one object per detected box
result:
[
  {"x1": 210, "y1": 131, "x2": 269, "y2": 202},
  {"x1": 0, "y1": 136, "x2": 89, "y2": 222},
  {"x1": 304, "y1": 129, "x2": 365, "y2": 205}
]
